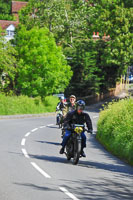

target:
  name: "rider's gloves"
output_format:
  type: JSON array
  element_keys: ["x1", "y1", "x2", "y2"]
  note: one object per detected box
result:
[{"x1": 63, "y1": 124, "x2": 71, "y2": 130}]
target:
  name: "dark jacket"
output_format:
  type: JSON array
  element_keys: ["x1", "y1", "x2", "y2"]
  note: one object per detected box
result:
[
  {"x1": 56, "y1": 102, "x2": 66, "y2": 111},
  {"x1": 64, "y1": 110, "x2": 93, "y2": 131},
  {"x1": 66, "y1": 102, "x2": 76, "y2": 112}
]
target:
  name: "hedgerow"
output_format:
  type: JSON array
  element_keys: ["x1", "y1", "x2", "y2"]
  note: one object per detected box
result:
[
  {"x1": 0, "y1": 94, "x2": 58, "y2": 115},
  {"x1": 97, "y1": 98, "x2": 133, "y2": 166}
]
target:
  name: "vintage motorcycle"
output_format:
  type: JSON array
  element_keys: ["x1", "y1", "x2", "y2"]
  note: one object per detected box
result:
[
  {"x1": 56, "y1": 110, "x2": 64, "y2": 128},
  {"x1": 64, "y1": 124, "x2": 87, "y2": 165}
]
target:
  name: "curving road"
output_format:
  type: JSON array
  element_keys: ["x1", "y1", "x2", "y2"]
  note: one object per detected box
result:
[{"x1": 0, "y1": 107, "x2": 133, "y2": 200}]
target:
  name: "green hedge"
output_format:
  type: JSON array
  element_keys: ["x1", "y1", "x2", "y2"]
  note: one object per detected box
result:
[
  {"x1": 97, "y1": 98, "x2": 133, "y2": 166},
  {"x1": 0, "y1": 94, "x2": 58, "y2": 115}
]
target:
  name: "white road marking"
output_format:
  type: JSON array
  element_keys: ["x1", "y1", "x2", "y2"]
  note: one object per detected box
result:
[
  {"x1": 22, "y1": 148, "x2": 29, "y2": 158},
  {"x1": 31, "y1": 128, "x2": 38, "y2": 132},
  {"x1": 21, "y1": 138, "x2": 26, "y2": 146},
  {"x1": 31, "y1": 162, "x2": 51, "y2": 179},
  {"x1": 59, "y1": 187, "x2": 79, "y2": 200},
  {"x1": 25, "y1": 132, "x2": 31, "y2": 137},
  {"x1": 47, "y1": 124, "x2": 54, "y2": 126},
  {"x1": 93, "y1": 116, "x2": 99, "y2": 119},
  {"x1": 39, "y1": 126, "x2": 46, "y2": 128}
]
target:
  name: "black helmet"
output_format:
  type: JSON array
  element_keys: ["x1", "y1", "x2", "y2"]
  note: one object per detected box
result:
[{"x1": 76, "y1": 100, "x2": 85, "y2": 110}]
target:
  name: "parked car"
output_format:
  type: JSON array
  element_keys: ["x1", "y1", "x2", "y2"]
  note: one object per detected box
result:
[
  {"x1": 128, "y1": 73, "x2": 133, "y2": 83},
  {"x1": 53, "y1": 93, "x2": 67, "y2": 102}
]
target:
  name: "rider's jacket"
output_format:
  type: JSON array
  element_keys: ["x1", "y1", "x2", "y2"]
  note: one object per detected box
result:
[
  {"x1": 63, "y1": 110, "x2": 93, "y2": 132},
  {"x1": 56, "y1": 102, "x2": 66, "y2": 111},
  {"x1": 66, "y1": 102, "x2": 76, "y2": 112}
]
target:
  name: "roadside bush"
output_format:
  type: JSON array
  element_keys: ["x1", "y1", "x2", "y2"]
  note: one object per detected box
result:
[
  {"x1": 97, "y1": 98, "x2": 133, "y2": 166},
  {"x1": 0, "y1": 94, "x2": 58, "y2": 115}
]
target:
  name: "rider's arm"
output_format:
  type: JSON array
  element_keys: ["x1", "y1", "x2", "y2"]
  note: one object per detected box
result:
[
  {"x1": 56, "y1": 102, "x2": 60, "y2": 111},
  {"x1": 63, "y1": 111, "x2": 73, "y2": 129},
  {"x1": 85, "y1": 113, "x2": 93, "y2": 133}
]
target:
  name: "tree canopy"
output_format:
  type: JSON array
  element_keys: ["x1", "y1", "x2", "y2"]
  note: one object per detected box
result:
[
  {"x1": 0, "y1": 0, "x2": 132, "y2": 97},
  {"x1": 18, "y1": 0, "x2": 132, "y2": 96},
  {"x1": 0, "y1": 28, "x2": 17, "y2": 94},
  {"x1": 0, "y1": 0, "x2": 14, "y2": 20},
  {"x1": 14, "y1": 26, "x2": 72, "y2": 97}
]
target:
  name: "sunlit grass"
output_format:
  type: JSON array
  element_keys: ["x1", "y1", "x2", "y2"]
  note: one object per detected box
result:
[
  {"x1": 97, "y1": 98, "x2": 133, "y2": 166},
  {"x1": 0, "y1": 94, "x2": 58, "y2": 115}
]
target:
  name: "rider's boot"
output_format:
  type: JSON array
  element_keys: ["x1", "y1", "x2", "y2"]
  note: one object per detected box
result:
[
  {"x1": 59, "y1": 147, "x2": 64, "y2": 154},
  {"x1": 81, "y1": 149, "x2": 86, "y2": 157}
]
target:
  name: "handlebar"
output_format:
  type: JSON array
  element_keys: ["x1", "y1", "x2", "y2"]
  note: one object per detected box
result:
[{"x1": 62, "y1": 125, "x2": 93, "y2": 134}]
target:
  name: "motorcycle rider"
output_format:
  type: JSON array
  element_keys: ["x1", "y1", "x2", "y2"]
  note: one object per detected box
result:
[
  {"x1": 66, "y1": 95, "x2": 77, "y2": 112},
  {"x1": 56, "y1": 96, "x2": 67, "y2": 125},
  {"x1": 61, "y1": 94, "x2": 76, "y2": 136},
  {"x1": 59, "y1": 100, "x2": 93, "y2": 157}
]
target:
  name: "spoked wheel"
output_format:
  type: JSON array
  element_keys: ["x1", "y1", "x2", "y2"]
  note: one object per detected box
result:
[
  {"x1": 66, "y1": 154, "x2": 71, "y2": 161},
  {"x1": 66, "y1": 143, "x2": 72, "y2": 161},
  {"x1": 58, "y1": 116, "x2": 61, "y2": 128},
  {"x1": 73, "y1": 152, "x2": 79, "y2": 165},
  {"x1": 73, "y1": 141, "x2": 80, "y2": 165},
  {"x1": 59, "y1": 123, "x2": 61, "y2": 128}
]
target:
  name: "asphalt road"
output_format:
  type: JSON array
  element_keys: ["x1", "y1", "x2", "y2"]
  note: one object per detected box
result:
[{"x1": 0, "y1": 107, "x2": 133, "y2": 200}]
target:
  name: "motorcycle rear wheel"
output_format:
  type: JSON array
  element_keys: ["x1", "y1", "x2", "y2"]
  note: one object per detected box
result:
[{"x1": 59, "y1": 123, "x2": 62, "y2": 128}]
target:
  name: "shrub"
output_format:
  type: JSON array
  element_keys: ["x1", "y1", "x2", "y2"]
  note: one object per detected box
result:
[
  {"x1": 97, "y1": 98, "x2": 133, "y2": 166},
  {"x1": 0, "y1": 94, "x2": 58, "y2": 115}
]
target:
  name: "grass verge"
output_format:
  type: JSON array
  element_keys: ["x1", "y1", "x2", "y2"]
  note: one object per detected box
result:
[
  {"x1": 96, "y1": 97, "x2": 133, "y2": 166},
  {"x1": 0, "y1": 94, "x2": 58, "y2": 115}
]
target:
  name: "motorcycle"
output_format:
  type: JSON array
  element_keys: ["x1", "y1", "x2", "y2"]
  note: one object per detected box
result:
[
  {"x1": 56, "y1": 110, "x2": 64, "y2": 128},
  {"x1": 65, "y1": 124, "x2": 87, "y2": 165}
]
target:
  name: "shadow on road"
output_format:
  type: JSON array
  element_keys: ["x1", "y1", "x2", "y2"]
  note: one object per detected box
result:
[
  {"x1": 30, "y1": 153, "x2": 68, "y2": 164},
  {"x1": 46, "y1": 125, "x2": 60, "y2": 129},
  {"x1": 29, "y1": 152, "x2": 133, "y2": 177},
  {"x1": 14, "y1": 182, "x2": 52, "y2": 191},
  {"x1": 79, "y1": 160, "x2": 133, "y2": 177},
  {"x1": 36, "y1": 140, "x2": 61, "y2": 146},
  {"x1": 60, "y1": 178, "x2": 133, "y2": 200},
  {"x1": 86, "y1": 135, "x2": 133, "y2": 177}
]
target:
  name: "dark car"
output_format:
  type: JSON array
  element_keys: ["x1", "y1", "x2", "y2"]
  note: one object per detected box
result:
[{"x1": 128, "y1": 73, "x2": 133, "y2": 83}]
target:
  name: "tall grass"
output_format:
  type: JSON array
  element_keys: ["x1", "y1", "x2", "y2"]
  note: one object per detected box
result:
[
  {"x1": 0, "y1": 94, "x2": 58, "y2": 115},
  {"x1": 97, "y1": 98, "x2": 133, "y2": 166}
]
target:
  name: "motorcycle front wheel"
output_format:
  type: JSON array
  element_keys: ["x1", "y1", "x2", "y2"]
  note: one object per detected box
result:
[
  {"x1": 66, "y1": 154, "x2": 71, "y2": 161},
  {"x1": 73, "y1": 140, "x2": 81, "y2": 165}
]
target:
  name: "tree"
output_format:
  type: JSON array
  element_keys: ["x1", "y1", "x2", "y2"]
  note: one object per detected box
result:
[
  {"x1": 18, "y1": 0, "x2": 133, "y2": 96},
  {"x1": 0, "y1": 0, "x2": 29, "y2": 20},
  {"x1": 93, "y1": 0, "x2": 133, "y2": 77},
  {"x1": 64, "y1": 39, "x2": 107, "y2": 96},
  {"x1": 0, "y1": 28, "x2": 17, "y2": 93},
  {"x1": 14, "y1": 26, "x2": 72, "y2": 98},
  {"x1": 0, "y1": 0, "x2": 14, "y2": 20},
  {"x1": 19, "y1": 0, "x2": 97, "y2": 46}
]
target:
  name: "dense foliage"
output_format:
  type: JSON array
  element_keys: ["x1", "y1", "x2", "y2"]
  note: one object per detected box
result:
[
  {"x1": 0, "y1": 29, "x2": 17, "y2": 94},
  {"x1": 19, "y1": 0, "x2": 133, "y2": 96},
  {"x1": 0, "y1": 0, "x2": 14, "y2": 20},
  {"x1": 97, "y1": 98, "x2": 133, "y2": 165},
  {"x1": 0, "y1": 0, "x2": 29, "y2": 20},
  {"x1": 0, "y1": 93, "x2": 58, "y2": 115},
  {"x1": 0, "y1": 0, "x2": 132, "y2": 97},
  {"x1": 14, "y1": 26, "x2": 72, "y2": 97}
]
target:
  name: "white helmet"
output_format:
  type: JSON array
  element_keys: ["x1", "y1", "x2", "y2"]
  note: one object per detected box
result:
[{"x1": 60, "y1": 96, "x2": 64, "y2": 100}]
